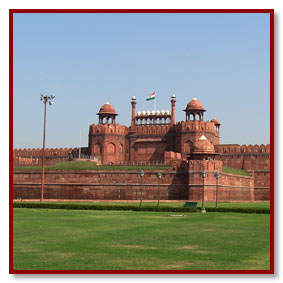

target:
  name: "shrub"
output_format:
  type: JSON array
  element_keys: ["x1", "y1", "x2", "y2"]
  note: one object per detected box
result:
[{"x1": 13, "y1": 202, "x2": 269, "y2": 214}]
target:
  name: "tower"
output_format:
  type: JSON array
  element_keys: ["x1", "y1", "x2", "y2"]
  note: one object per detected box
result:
[
  {"x1": 211, "y1": 118, "x2": 221, "y2": 133},
  {"x1": 170, "y1": 94, "x2": 176, "y2": 125},
  {"x1": 131, "y1": 96, "x2": 136, "y2": 128}
]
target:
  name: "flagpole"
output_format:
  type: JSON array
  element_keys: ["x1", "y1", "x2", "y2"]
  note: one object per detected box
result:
[
  {"x1": 154, "y1": 99, "x2": 156, "y2": 111},
  {"x1": 79, "y1": 129, "x2": 82, "y2": 159}
]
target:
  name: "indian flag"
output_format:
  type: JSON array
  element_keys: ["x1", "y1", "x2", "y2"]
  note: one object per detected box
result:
[{"x1": 146, "y1": 92, "x2": 155, "y2": 101}]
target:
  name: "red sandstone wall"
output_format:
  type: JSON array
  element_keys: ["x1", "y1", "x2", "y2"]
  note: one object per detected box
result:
[
  {"x1": 13, "y1": 148, "x2": 74, "y2": 167},
  {"x1": 188, "y1": 172, "x2": 254, "y2": 202},
  {"x1": 13, "y1": 168, "x2": 255, "y2": 202},
  {"x1": 214, "y1": 144, "x2": 270, "y2": 200},
  {"x1": 13, "y1": 171, "x2": 189, "y2": 201}
]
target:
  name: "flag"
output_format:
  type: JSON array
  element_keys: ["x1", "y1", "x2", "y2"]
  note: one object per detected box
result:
[{"x1": 146, "y1": 92, "x2": 155, "y2": 101}]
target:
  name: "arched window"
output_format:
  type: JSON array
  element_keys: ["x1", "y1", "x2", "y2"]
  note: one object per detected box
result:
[
  {"x1": 107, "y1": 143, "x2": 116, "y2": 154},
  {"x1": 184, "y1": 140, "x2": 193, "y2": 153},
  {"x1": 93, "y1": 142, "x2": 102, "y2": 154},
  {"x1": 119, "y1": 144, "x2": 123, "y2": 154}
]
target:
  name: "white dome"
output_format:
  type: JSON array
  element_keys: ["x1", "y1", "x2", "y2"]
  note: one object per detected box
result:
[
  {"x1": 137, "y1": 111, "x2": 141, "y2": 116},
  {"x1": 172, "y1": 94, "x2": 176, "y2": 98},
  {"x1": 156, "y1": 110, "x2": 160, "y2": 115},
  {"x1": 199, "y1": 135, "x2": 207, "y2": 140},
  {"x1": 165, "y1": 109, "x2": 170, "y2": 114},
  {"x1": 142, "y1": 110, "x2": 146, "y2": 115},
  {"x1": 151, "y1": 110, "x2": 156, "y2": 115},
  {"x1": 146, "y1": 110, "x2": 151, "y2": 115},
  {"x1": 132, "y1": 96, "x2": 136, "y2": 100},
  {"x1": 161, "y1": 110, "x2": 165, "y2": 115}
]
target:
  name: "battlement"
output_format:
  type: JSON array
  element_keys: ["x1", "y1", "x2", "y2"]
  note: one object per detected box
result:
[
  {"x1": 215, "y1": 144, "x2": 270, "y2": 154},
  {"x1": 13, "y1": 148, "x2": 74, "y2": 157},
  {"x1": 175, "y1": 120, "x2": 218, "y2": 134},
  {"x1": 133, "y1": 124, "x2": 172, "y2": 135},
  {"x1": 90, "y1": 123, "x2": 129, "y2": 135}
]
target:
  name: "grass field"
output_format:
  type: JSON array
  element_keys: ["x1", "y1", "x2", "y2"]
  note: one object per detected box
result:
[
  {"x1": 13, "y1": 161, "x2": 170, "y2": 171},
  {"x1": 222, "y1": 166, "x2": 250, "y2": 176},
  {"x1": 13, "y1": 208, "x2": 270, "y2": 271},
  {"x1": 14, "y1": 161, "x2": 250, "y2": 176}
]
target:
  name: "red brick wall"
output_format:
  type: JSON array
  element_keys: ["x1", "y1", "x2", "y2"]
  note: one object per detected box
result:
[
  {"x1": 214, "y1": 144, "x2": 270, "y2": 200},
  {"x1": 13, "y1": 169, "x2": 255, "y2": 202},
  {"x1": 13, "y1": 148, "x2": 74, "y2": 167}
]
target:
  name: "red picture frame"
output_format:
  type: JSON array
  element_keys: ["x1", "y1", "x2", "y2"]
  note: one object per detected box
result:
[{"x1": 9, "y1": 9, "x2": 274, "y2": 274}]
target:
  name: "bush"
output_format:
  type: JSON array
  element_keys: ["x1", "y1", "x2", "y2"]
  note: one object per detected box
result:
[
  {"x1": 205, "y1": 207, "x2": 270, "y2": 214},
  {"x1": 13, "y1": 202, "x2": 269, "y2": 214}
]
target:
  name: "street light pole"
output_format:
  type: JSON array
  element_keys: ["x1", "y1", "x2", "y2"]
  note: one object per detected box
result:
[
  {"x1": 215, "y1": 171, "x2": 220, "y2": 208},
  {"x1": 139, "y1": 170, "x2": 144, "y2": 207},
  {"x1": 157, "y1": 172, "x2": 161, "y2": 207},
  {"x1": 201, "y1": 171, "x2": 206, "y2": 213},
  {"x1": 40, "y1": 94, "x2": 55, "y2": 203}
]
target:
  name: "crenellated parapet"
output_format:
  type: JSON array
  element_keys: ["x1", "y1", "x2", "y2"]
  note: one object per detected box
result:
[
  {"x1": 133, "y1": 124, "x2": 172, "y2": 135},
  {"x1": 215, "y1": 144, "x2": 270, "y2": 154},
  {"x1": 13, "y1": 148, "x2": 74, "y2": 157},
  {"x1": 188, "y1": 159, "x2": 223, "y2": 172},
  {"x1": 89, "y1": 123, "x2": 129, "y2": 136},
  {"x1": 175, "y1": 120, "x2": 218, "y2": 134}
]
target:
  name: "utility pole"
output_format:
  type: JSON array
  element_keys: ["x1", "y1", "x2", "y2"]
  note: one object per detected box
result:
[{"x1": 40, "y1": 94, "x2": 55, "y2": 203}]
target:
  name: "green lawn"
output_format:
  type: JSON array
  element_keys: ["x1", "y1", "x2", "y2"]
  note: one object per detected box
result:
[
  {"x1": 13, "y1": 160, "x2": 169, "y2": 171},
  {"x1": 13, "y1": 208, "x2": 270, "y2": 271},
  {"x1": 222, "y1": 166, "x2": 250, "y2": 176},
  {"x1": 13, "y1": 162, "x2": 249, "y2": 177}
]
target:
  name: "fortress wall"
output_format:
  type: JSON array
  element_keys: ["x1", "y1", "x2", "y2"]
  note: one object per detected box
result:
[
  {"x1": 13, "y1": 169, "x2": 254, "y2": 202},
  {"x1": 187, "y1": 160, "x2": 254, "y2": 202},
  {"x1": 214, "y1": 144, "x2": 270, "y2": 200},
  {"x1": 188, "y1": 172, "x2": 254, "y2": 202},
  {"x1": 13, "y1": 148, "x2": 74, "y2": 167},
  {"x1": 13, "y1": 171, "x2": 189, "y2": 201},
  {"x1": 215, "y1": 144, "x2": 270, "y2": 154}
]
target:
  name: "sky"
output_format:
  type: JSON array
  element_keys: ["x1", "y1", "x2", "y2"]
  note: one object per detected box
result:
[{"x1": 13, "y1": 12, "x2": 270, "y2": 149}]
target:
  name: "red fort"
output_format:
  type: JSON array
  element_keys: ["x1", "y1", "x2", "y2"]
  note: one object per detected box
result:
[{"x1": 13, "y1": 96, "x2": 270, "y2": 202}]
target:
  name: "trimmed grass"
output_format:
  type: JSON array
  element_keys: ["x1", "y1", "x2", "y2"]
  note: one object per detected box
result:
[
  {"x1": 14, "y1": 162, "x2": 250, "y2": 177},
  {"x1": 222, "y1": 166, "x2": 250, "y2": 177},
  {"x1": 13, "y1": 208, "x2": 270, "y2": 270},
  {"x1": 13, "y1": 160, "x2": 169, "y2": 171}
]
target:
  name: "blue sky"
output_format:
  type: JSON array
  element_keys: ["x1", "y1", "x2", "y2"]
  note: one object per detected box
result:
[{"x1": 13, "y1": 12, "x2": 270, "y2": 149}]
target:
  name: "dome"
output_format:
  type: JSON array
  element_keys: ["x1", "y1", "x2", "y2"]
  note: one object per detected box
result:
[
  {"x1": 186, "y1": 97, "x2": 205, "y2": 111},
  {"x1": 193, "y1": 135, "x2": 215, "y2": 154},
  {"x1": 211, "y1": 118, "x2": 221, "y2": 125},
  {"x1": 98, "y1": 102, "x2": 116, "y2": 114},
  {"x1": 137, "y1": 111, "x2": 141, "y2": 116}
]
